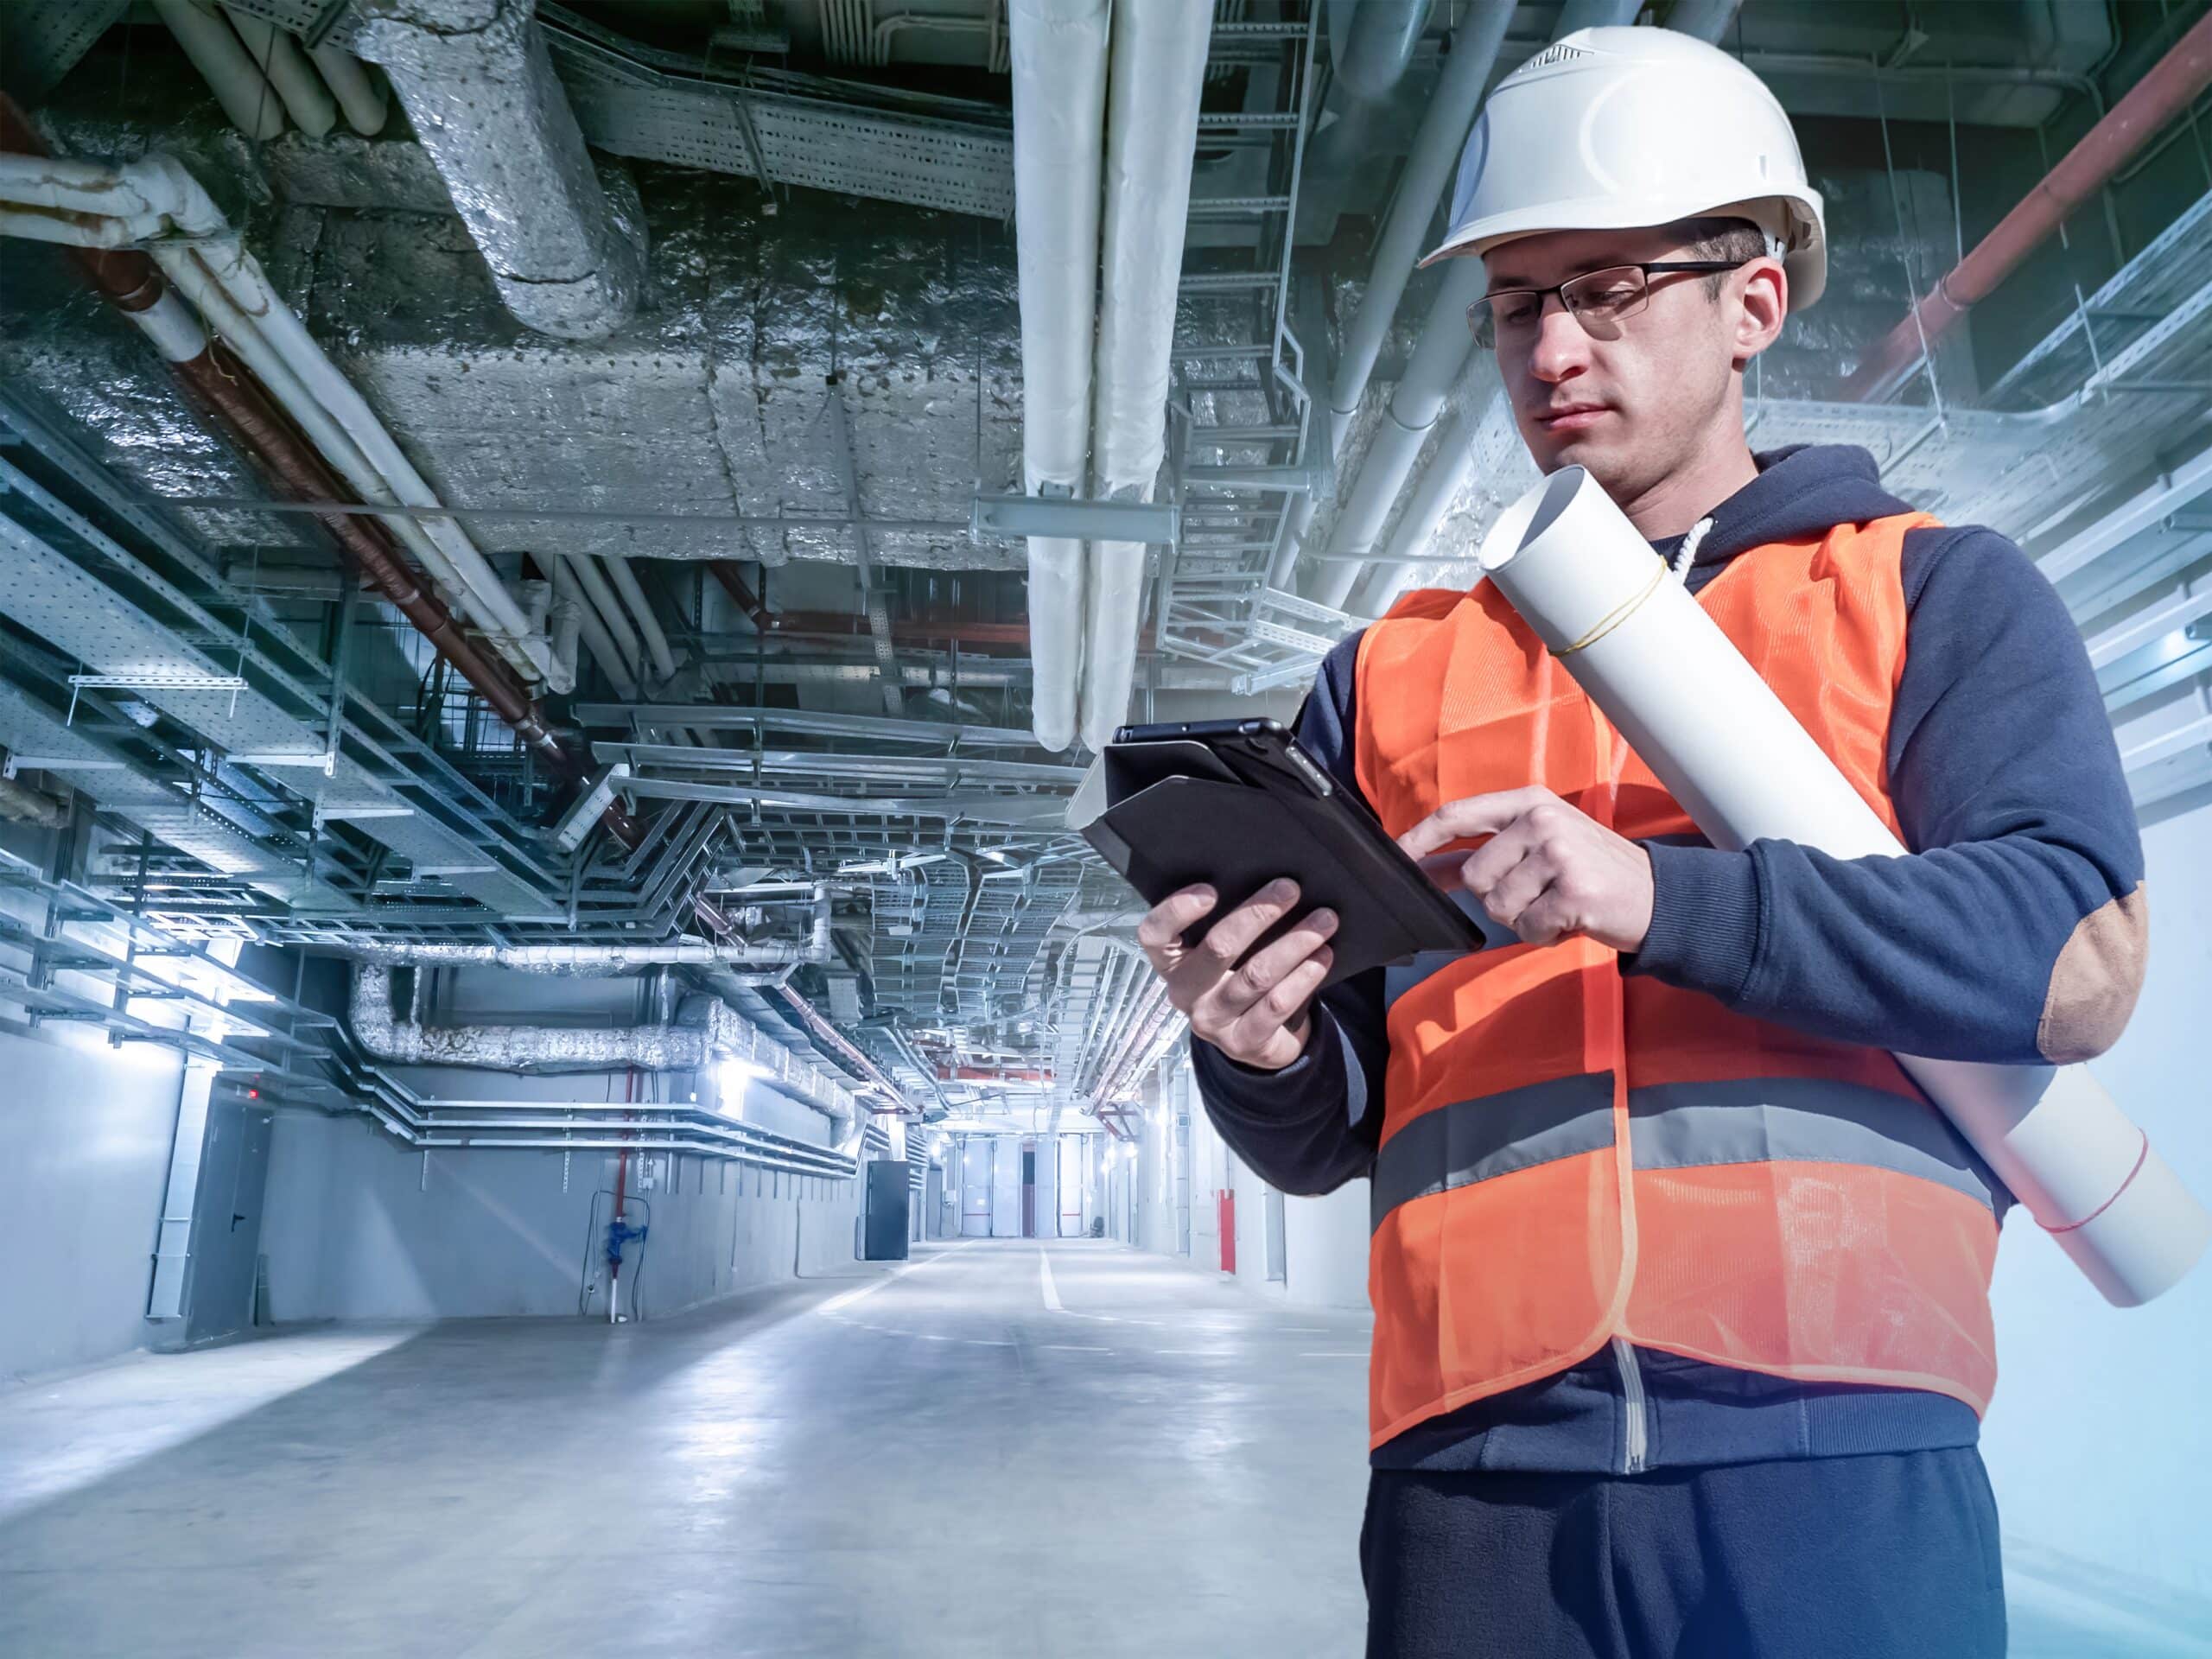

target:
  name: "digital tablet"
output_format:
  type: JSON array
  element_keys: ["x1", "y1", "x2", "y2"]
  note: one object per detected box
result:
[{"x1": 1081, "y1": 719, "x2": 1484, "y2": 988}]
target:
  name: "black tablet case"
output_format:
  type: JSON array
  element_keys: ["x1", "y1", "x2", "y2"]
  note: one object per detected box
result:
[{"x1": 1081, "y1": 767, "x2": 1483, "y2": 989}]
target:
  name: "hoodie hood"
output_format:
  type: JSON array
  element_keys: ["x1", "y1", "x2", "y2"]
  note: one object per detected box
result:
[{"x1": 1656, "y1": 445, "x2": 1916, "y2": 581}]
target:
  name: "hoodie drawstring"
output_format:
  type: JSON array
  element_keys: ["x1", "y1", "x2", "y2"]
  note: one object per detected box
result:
[{"x1": 1671, "y1": 516, "x2": 1713, "y2": 584}]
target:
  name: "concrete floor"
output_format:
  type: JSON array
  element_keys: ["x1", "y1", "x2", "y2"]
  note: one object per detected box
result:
[
  {"x1": 4, "y1": 1239, "x2": 2204, "y2": 1658},
  {"x1": 0, "y1": 1242, "x2": 1374, "y2": 1657}
]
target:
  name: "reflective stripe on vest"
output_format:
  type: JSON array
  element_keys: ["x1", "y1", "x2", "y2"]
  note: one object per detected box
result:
[{"x1": 1351, "y1": 513, "x2": 2003, "y2": 1450}]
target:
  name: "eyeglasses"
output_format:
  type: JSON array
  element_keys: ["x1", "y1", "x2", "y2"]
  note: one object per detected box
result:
[{"x1": 1465, "y1": 260, "x2": 1757, "y2": 348}]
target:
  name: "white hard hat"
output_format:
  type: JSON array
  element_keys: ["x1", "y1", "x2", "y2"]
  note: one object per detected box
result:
[{"x1": 1421, "y1": 27, "x2": 1827, "y2": 309}]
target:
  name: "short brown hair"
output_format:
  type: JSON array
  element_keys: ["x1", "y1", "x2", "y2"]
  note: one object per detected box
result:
[{"x1": 1672, "y1": 216, "x2": 1769, "y2": 298}]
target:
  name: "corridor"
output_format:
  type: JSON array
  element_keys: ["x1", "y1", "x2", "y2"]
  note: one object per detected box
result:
[{"x1": 0, "y1": 1242, "x2": 1375, "y2": 1657}]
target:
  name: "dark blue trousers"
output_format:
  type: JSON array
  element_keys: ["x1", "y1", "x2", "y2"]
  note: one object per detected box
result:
[{"x1": 1361, "y1": 1448, "x2": 2007, "y2": 1658}]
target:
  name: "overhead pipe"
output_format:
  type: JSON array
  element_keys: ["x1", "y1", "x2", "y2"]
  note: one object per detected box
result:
[
  {"x1": 1345, "y1": 384, "x2": 1491, "y2": 616},
  {"x1": 603, "y1": 556, "x2": 677, "y2": 684},
  {"x1": 1008, "y1": 0, "x2": 1110, "y2": 751},
  {"x1": 1324, "y1": 0, "x2": 1430, "y2": 103},
  {"x1": 1664, "y1": 0, "x2": 1745, "y2": 42},
  {"x1": 1313, "y1": 1, "x2": 1514, "y2": 460},
  {"x1": 567, "y1": 554, "x2": 645, "y2": 682},
  {"x1": 0, "y1": 147, "x2": 564, "y2": 769},
  {"x1": 303, "y1": 1074, "x2": 857, "y2": 1177},
  {"x1": 314, "y1": 936, "x2": 835, "y2": 974},
  {"x1": 1847, "y1": 7, "x2": 2212, "y2": 403},
  {"x1": 1303, "y1": 0, "x2": 1638, "y2": 612},
  {"x1": 306, "y1": 42, "x2": 390, "y2": 137},
  {"x1": 152, "y1": 0, "x2": 287, "y2": 140},
  {"x1": 552, "y1": 556, "x2": 639, "y2": 700},
  {"x1": 1081, "y1": 0, "x2": 1214, "y2": 754},
  {"x1": 347, "y1": 967, "x2": 865, "y2": 1128},
  {"x1": 219, "y1": 7, "x2": 339, "y2": 137},
  {"x1": 706, "y1": 562, "x2": 1033, "y2": 647},
  {"x1": 0, "y1": 775, "x2": 69, "y2": 828},
  {"x1": 347, "y1": 0, "x2": 645, "y2": 341},
  {"x1": 0, "y1": 138, "x2": 565, "y2": 692}
]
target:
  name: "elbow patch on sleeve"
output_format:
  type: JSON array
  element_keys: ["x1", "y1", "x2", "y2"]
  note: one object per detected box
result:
[{"x1": 2037, "y1": 883, "x2": 2149, "y2": 1063}]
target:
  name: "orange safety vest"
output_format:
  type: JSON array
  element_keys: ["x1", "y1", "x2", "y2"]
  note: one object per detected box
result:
[{"x1": 1352, "y1": 512, "x2": 2004, "y2": 1452}]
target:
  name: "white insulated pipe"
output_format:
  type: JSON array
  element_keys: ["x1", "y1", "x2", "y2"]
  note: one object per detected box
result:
[
  {"x1": 1477, "y1": 467, "x2": 2211, "y2": 1307},
  {"x1": 219, "y1": 8, "x2": 339, "y2": 137},
  {"x1": 1304, "y1": 0, "x2": 1640, "y2": 612},
  {"x1": 603, "y1": 556, "x2": 677, "y2": 684},
  {"x1": 306, "y1": 45, "x2": 390, "y2": 137},
  {"x1": 567, "y1": 555, "x2": 644, "y2": 682},
  {"x1": 1081, "y1": 0, "x2": 1212, "y2": 754},
  {"x1": 153, "y1": 0, "x2": 286, "y2": 141},
  {"x1": 0, "y1": 153, "x2": 568, "y2": 693},
  {"x1": 551, "y1": 556, "x2": 638, "y2": 700},
  {"x1": 1008, "y1": 0, "x2": 1109, "y2": 753},
  {"x1": 1321, "y1": 0, "x2": 1515, "y2": 455}
]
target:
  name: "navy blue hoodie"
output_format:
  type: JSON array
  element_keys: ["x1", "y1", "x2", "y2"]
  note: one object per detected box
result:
[{"x1": 1191, "y1": 444, "x2": 2148, "y2": 1475}]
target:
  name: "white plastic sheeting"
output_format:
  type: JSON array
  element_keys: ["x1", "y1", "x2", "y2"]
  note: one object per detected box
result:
[
  {"x1": 1478, "y1": 467, "x2": 2210, "y2": 1307},
  {"x1": 1008, "y1": 0, "x2": 1108, "y2": 752}
]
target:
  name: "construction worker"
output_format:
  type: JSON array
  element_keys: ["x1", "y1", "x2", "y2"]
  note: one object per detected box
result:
[{"x1": 1137, "y1": 28, "x2": 2149, "y2": 1658}]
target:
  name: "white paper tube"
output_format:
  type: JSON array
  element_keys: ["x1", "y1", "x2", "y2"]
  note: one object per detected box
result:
[{"x1": 1478, "y1": 467, "x2": 2209, "y2": 1307}]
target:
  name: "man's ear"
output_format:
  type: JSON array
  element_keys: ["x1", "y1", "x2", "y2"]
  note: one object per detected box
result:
[{"x1": 1732, "y1": 259, "x2": 1788, "y2": 365}]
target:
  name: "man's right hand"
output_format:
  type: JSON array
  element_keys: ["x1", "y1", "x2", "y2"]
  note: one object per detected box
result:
[{"x1": 1135, "y1": 879, "x2": 1338, "y2": 1071}]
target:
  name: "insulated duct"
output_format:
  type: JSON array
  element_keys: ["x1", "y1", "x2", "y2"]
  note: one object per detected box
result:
[
  {"x1": 1080, "y1": 0, "x2": 1212, "y2": 754},
  {"x1": 319, "y1": 933, "x2": 830, "y2": 974},
  {"x1": 348, "y1": 0, "x2": 645, "y2": 342},
  {"x1": 0, "y1": 135, "x2": 566, "y2": 692},
  {"x1": 346, "y1": 968, "x2": 864, "y2": 1133},
  {"x1": 1008, "y1": 0, "x2": 1109, "y2": 752}
]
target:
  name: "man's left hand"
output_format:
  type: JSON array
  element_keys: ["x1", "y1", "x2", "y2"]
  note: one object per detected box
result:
[{"x1": 1397, "y1": 786, "x2": 1656, "y2": 952}]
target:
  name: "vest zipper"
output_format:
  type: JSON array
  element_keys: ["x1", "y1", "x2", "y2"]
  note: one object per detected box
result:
[{"x1": 1612, "y1": 1336, "x2": 1649, "y2": 1475}]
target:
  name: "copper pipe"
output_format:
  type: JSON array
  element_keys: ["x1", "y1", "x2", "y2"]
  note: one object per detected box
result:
[{"x1": 1846, "y1": 9, "x2": 2212, "y2": 401}]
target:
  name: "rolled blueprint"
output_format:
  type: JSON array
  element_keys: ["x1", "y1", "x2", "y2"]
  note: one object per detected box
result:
[{"x1": 1476, "y1": 466, "x2": 2209, "y2": 1307}]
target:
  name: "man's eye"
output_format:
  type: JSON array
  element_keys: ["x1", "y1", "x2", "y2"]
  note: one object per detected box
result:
[
  {"x1": 1494, "y1": 295, "x2": 1542, "y2": 327},
  {"x1": 1576, "y1": 282, "x2": 1641, "y2": 311}
]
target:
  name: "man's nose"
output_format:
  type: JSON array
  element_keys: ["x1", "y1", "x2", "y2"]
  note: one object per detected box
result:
[{"x1": 1526, "y1": 296, "x2": 1589, "y2": 383}]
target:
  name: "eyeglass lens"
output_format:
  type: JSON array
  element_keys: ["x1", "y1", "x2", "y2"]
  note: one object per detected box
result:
[{"x1": 1468, "y1": 266, "x2": 1651, "y2": 348}]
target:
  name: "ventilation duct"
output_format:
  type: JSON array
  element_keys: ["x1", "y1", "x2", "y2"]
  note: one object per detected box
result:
[
  {"x1": 346, "y1": 969, "x2": 864, "y2": 1133},
  {"x1": 348, "y1": 0, "x2": 645, "y2": 341}
]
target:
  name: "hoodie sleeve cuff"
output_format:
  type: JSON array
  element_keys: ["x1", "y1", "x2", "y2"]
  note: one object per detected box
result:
[
  {"x1": 1626, "y1": 841, "x2": 1763, "y2": 1004},
  {"x1": 1190, "y1": 1007, "x2": 1349, "y2": 1126}
]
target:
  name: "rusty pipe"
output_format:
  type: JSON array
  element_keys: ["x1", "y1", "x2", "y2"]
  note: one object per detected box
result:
[{"x1": 1846, "y1": 9, "x2": 2212, "y2": 402}]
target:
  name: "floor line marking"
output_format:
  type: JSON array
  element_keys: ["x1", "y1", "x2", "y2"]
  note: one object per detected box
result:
[
  {"x1": 815, "y1": 1241, "x2": 974, "y2": 1316},
  {"x1": 1038, "y1": 1249, "x2": 1062, "y2": 1312}
]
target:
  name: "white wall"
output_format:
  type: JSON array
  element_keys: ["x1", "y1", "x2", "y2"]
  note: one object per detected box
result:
[
  {"x1": 0, "y1": 1022, "x2": 184, "y2": 1382},
  {"x1": 1981, "y1": 803, "x2": 2212, "y2": 1599},
  {"x1": 261, "y1": 1111, "x2": 861, "y2": 1323}
]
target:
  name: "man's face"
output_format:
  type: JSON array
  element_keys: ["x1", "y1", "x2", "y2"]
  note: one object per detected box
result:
[{"x1": 1478, "y1": 226, "x2": 1760, "y2": 500}]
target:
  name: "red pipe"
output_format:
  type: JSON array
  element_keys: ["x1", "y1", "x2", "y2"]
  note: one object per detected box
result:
[
  {"x1": 1845, "y1": 9, "x2": 2212, "y2": 401},
  {"x1": 708, "y1": 561, "x2": 1136, "y2": 650}
]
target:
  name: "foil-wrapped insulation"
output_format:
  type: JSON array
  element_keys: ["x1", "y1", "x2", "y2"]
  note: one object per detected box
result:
[
  {"x1": 321, "y1": 921, "x2": 829, "y2": 973},
  {"x1": 347, "y1": 968, "x2": 864, "y2": 1128},
  {"x1": 348, "y1": 0, "x2": 645, "y2": 341}
]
